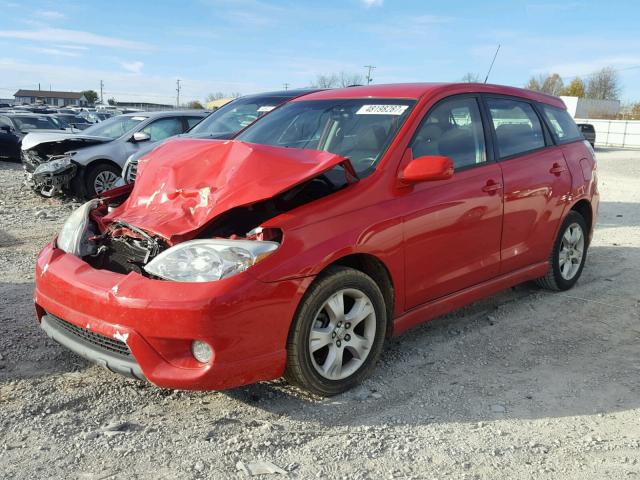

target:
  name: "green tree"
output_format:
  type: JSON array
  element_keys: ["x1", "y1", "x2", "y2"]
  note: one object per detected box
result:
[
  {"x1": 82, "y1": 90, "x2": 99, "y2": 104},
  {"x1": 187, "y1": 100, "x2": 204, "y2": 109},
  {"x1": 560, "y1": 77, "x2": 586, "y2": 97},
  {"x1": 107, "y1": 97, "x2": 117, "y2": 106}
]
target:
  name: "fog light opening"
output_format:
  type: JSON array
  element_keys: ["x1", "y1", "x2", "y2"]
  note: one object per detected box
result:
[{"x1": 191, "y1": 340, "x2": 213, "y2": 364}]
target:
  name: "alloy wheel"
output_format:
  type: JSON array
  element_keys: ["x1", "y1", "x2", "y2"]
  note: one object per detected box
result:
[
  {"x1": 559, "y1": 222, "x2": 585, "y2": 280},
  {"x1": 308, "y1": 288, "x2": 376, "y2": 380},
  {"x1": 93, "y1": 170, "x2": 120, "y2": 195}
]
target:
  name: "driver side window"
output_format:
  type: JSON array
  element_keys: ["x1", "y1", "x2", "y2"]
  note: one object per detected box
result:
[
  {"x1": 140, "y1": 117, "x2": 184, "y2": 142},
  {"x1": 411, "y1": 97, "x2": 487, "y2": 169}
]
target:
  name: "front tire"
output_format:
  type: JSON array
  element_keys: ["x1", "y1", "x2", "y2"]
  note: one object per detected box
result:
[
  {"x1": 285, "y1": 266, "x2": 387, "y2": 396},
  {"x1": 84, "y1": 162, "x2": 121, "y2": 198},
  {"x1": 536, "y1": 210, "x2": 588, "y2": 291}
]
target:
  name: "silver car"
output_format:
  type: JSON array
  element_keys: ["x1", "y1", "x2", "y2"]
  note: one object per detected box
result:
[{"x1": 21, "y1": 110, "x2": 207, "y2": 198}]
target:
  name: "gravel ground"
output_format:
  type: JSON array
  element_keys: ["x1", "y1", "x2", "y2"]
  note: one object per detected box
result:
[{"x1": 1, "y1": 149, "x2": 639, "y2": 480}]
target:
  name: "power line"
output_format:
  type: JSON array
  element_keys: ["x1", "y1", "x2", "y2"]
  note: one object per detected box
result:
[{"x1": 364, "y1": 65, "x2": 375, "y2": 85}]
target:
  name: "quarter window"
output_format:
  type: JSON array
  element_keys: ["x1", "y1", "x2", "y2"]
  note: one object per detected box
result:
[
  {"x1": 540, "y1": 105, "x2": 583, "y2": 143},
  {"x1": 411, "y1": 97, "x2": 487, "y2": 169},
  {"x1": 487, "y1": 98, "x2": 545, "y2": 158}
]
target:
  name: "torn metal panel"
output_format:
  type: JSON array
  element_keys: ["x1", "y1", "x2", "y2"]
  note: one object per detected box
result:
[{"x1": 104, "y1": 139, "x2": 349, "y2": 242}]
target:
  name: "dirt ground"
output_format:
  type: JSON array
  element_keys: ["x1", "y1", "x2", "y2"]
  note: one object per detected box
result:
[{"x1": 1, "y1": 148, "x2": 639, "y2": 480}]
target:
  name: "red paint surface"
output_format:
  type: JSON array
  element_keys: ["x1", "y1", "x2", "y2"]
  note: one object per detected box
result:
[
  {"x1": 35, "y1": 83, "x2": 599, "y2": 391},
  {"x1": 104, "y1": 139, "x2": 348, "y2": 242}
]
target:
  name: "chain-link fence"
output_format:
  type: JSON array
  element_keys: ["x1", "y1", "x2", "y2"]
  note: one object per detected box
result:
[{"x1": 575, "y1": 118, "x2": 640, "y2": 149}]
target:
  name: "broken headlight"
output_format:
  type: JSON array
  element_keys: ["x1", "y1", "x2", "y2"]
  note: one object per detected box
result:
[
  {"x1": 143, "y1": 239, "x2": 279, "y2": 282},
  {"x1": 33, "y1": 156, "x2": 72, "y2": 175},
  {"x1": 56, "y1": 200, "x2": 99, "y2": 256}
]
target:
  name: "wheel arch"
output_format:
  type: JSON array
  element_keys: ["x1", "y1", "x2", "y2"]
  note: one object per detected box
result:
[
  {"x1": 569, "y1": 199, "x2": 593, "y2": 242},
  {"x1": 321, "y1": 253, "x2": 395, "y2": 337}
]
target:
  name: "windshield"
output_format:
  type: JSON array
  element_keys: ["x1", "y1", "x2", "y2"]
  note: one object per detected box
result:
[
  {"x1": 13, "y1": 116, "x2": 59, "y2": 131},
  {"x1": 190, "y1": 96, "x2": 291, "y2": 136},
  {"x1": 237, "y1": 99, "x2": 415, "y2": 176},
  {"x1": 83, "y1": 115, "x2": 147, "y2": 139}
]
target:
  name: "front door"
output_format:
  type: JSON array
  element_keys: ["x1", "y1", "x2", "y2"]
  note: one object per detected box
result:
[{"x1": 402, "y1": 96, "x2": 504, "y2": 309}]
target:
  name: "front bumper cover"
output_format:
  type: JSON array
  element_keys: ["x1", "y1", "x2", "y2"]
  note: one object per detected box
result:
[{"x1": 34, "y1": 241, "x2": 310, "y2": 390}]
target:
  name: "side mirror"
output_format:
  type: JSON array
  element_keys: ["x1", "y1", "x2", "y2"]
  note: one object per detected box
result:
[
  {"x1": 132, "y1": 132, "x2": 151, "y2": 143},
  {"x1": 399, "y1": 152, "x2": 454, "y2": 184},
  {"x1": 0, "y1": 125, "x2": 11, "y2": 133}
]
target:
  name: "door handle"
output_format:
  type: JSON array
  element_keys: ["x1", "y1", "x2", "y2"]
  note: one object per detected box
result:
[
  {"x1": 482, "y1": 179, "x2": 502, "y2": 194},
  {"x1": 549, "y1": 162, "x2": 567, "y2": 175}
]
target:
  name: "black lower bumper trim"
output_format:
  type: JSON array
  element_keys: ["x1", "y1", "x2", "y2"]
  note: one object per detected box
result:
[{"x1": 41, "y1": 314, "x2": 146, "y2": 381}]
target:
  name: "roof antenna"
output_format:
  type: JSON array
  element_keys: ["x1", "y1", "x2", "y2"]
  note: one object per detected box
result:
[{"x1": 484, "y1": 44, "x2": 501, "y2": 84}]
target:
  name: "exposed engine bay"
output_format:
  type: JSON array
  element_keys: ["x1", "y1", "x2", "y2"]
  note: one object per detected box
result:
[
  {"x1": 22, "y1": 136, "x2": 108, "y2": 197},
  {"x1": 83, "y1": 169, "x2": 348, "y2": 276}
]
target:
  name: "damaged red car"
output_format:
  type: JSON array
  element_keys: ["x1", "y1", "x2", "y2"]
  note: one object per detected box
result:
[{"x1": 35, "y1": 83, "x2": 598, "y2": 396}]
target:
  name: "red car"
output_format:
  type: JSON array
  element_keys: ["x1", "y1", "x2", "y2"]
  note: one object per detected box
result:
[{"x1": 35, "y1": 83, "x2": 598, "y2": 396}]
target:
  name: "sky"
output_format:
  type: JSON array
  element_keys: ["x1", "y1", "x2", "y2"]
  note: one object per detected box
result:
[{"x1": 1, "y1": 0, "x2": 639, "y2": 104}]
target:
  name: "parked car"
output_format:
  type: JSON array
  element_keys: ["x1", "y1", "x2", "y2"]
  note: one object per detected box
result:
[
  {"x1": 0, "y1": 113, "x2": 66, "y2": 162},
  {"x1": 122, "y1": 89, "x2": 318, "y2": 183},
  {"x1": 52, "y1": 114, "x2": 93, "y2": 131},
  {"x1": 34, "y1": 83, "x2": 598, "y2": 395},
  {"x1": 577, "y1": 123, "x2": 596, "y2": 147},
  {"x1": 21, "y1": 110, "x2": 208, "y2": 197}
]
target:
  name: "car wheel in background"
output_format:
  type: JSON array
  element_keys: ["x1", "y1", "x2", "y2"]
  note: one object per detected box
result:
[
  {"x1": 536, "y1": 210, "x2": 588, "y2": 291},
  {"x1": 285, "y1": 266, "x2": 387, "y2": 396},
  {"x1": 84, "y1": 162, "x2": 121, "y2": 198}
]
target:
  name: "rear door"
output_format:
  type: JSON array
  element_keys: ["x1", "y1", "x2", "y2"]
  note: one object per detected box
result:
[
  {"x1": 484, "y1": 96, "x2": 572, "y2": 274},
  {"x1": 402, "y1": 95, "x2": 504, "y2": 308},
  {"x1": 0, "y1": 116, "x2": 19, "y2": 159}
]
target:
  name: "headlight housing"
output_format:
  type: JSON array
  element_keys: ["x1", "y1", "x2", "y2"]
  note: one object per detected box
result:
[
  {"x1": 56, "y1": 200, "x2": 98, "y2": 256},
  {"x1": 33, "y1": 156, "x2": 72, "y2": 175},
  {"x1": 143, "y1": 239, "x2": 279, "y2": 282}
]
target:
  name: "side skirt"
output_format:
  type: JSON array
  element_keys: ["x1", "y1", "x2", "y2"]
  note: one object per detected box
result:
[{"x1": 392, "y1": 262, "x2": 548, "y2": 336}]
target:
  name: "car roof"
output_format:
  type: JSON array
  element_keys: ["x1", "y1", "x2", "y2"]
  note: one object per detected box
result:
[
  {"x1": 239, "y1": 88, "x2": 322, "y2": 100},
  {"x1": 120, "y1": 110, "x2": 208, "y2": 118},
  {"x1": 296, "y1": 83, "x2": 566, "y2": 109}
]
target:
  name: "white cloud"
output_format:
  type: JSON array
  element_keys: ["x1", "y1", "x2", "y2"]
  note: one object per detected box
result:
[
  {"x1": 361, "y1": 0, "x2": 383, "y2": 7},
  {"x1": 24, "y1": 46, "x2": 81, "y2": 57},
  {"x1": 34, "y1": 10, "x2": 65, "y2": 20},
  {"x1": 121, "y1": 61, "x2": 144, "y2": 74},
  {"x1": 53, "y1": 44, "x2": 89, "y2": 51},
  {"x1": 0, "y1": 28, "x2": 150, "y2": 50}
]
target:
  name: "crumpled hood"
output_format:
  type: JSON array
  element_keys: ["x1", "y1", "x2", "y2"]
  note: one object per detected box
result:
[
  {"x1": 21, "y1": 131, "x2": 111, "y2": 151},
  {"x1": 104, "y1": 139, "x2": 348, "y2": 241}
]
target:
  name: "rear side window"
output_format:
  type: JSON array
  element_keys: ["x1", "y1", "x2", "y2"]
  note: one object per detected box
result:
[
  {"x1": 541, "y1": 105, "x2": 583, "y2": 143},
  {"x1": 486, "y1": 98, "x2": 545, "y2": 158}
]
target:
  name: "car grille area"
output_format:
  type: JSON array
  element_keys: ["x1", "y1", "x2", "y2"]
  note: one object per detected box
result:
[
  {"x1": 124, "y1": 157, "x2": 138, "y2": 183},
  {"x1": 49, "y1": 314, "x2": 132, "y2": 358}
]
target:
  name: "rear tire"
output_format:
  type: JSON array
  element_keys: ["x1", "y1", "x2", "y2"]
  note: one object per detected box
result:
[
  {"x1": 285, "y1": 266, "x2": 387, "y2": 396},
  {"x1": 536, "y1": 210, "x2": 588, "y2": 291}
]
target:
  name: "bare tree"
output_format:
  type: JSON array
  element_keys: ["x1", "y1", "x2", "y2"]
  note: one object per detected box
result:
[
  {"x1": 206, "y1": 92, "x2": 226, "y2": 102},
  {"x1": 541, "y1": 73, "x2": 564, "y2": 96},
  {"x1": 339, "y1": 71, "x2": 364, "y2": 87},
  {"x1": 312, "y1": 74, "x2": 339, "y2": 88},
  {"x1": 525, "y1": 74, "x2": 546, "y2": 91},
  {"x1": 586, "y1": 67, "x2": 621, "y2": 100},
  {"x1": 187, "y1": 100, "x2": 204, "y2": 109},
  {"x1": 461, "y1": 72, "x2": 480, "y2": 83}
]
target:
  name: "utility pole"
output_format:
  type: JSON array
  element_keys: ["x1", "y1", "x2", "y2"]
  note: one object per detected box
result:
[
  {"x1": 283, "y1": 83, "x2": 289, "y2": 90},
  {"x1": 176, "y1": 79, "x2": 181, "y2": 108},
  {"x1": 364, "y1": 65, "x2": 376, "y2": 85},
  {"x1": 100, "y1": 80, "x2": 104, "y2": 104}
]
